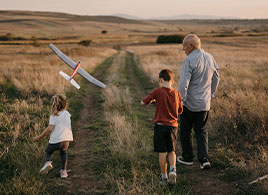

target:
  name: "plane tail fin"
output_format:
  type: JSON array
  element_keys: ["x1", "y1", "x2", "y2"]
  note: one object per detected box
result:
[{"x1": 59, "y1": 71, "x2": 80, "y2": 89}]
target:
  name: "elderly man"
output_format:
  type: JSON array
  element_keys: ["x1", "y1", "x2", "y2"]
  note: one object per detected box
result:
[{"x1": 177, "y1": 34, "x2": 219, "y2": 170}]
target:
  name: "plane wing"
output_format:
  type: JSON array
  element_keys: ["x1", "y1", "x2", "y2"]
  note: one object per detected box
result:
[
  {"x1": 49, "y1": 43, "x2": 106, "y2": 88},
  {"x1": 49, "y1": 43, "x2": 76, "y2": 69},
  {"x1": 77, "y1": 68, "x2": 106, "y2": 88}
]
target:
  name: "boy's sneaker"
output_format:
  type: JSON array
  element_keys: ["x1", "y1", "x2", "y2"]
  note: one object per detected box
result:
[
  {"x1": 39, "y1": 161, "x2": 53, "y2": 175},
  {"x1": 60, "y1": 169, "x2": 68, "y2": 178},
  {"x1": 159, "y1": 175, "x2": 168, "y2": 184},
  {"x1": 168, "y1": 169, "x2": 177, "y2": 185},
  {"x1": 200, "y1": 159, "x2": 211, "y2": 170},
  {"x1": 177, "y1": 156, "x2": 193, "y2": 165}
]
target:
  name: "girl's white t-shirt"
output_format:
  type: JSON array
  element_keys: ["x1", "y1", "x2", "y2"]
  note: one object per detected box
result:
[{"x1": 49, "y1": 110, "x2": 73, "y2": 144}]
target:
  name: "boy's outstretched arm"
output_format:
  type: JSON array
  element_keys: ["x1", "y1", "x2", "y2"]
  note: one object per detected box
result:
[
  {"x1": 33, "y1": 125, "x2": 54, "y2": 141},
  {"x1": 141, "y1": 89, "x2": 157, "y2": 106},
  {"x1": 141, "y1": 99, "x2": 156, "y2": 105}
]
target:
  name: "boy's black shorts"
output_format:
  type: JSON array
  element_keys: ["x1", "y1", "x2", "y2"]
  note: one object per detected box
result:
[{"x1": 154, "y1": 124, "x2": 178, "y2": 153}]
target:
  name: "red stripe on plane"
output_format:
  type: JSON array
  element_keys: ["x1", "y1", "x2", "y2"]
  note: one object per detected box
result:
[{"x1": 69, "y1": 61, "x2": 81, "y2": 81}]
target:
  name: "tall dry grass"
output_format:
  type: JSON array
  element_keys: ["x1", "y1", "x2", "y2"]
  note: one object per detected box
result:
[
  {"x1": 103, "y1": 86, "x2": 132, "y2": 111},
  {"x1": 104, "y1": 111, "x2": 137, "y2": 158},
  {"x1": 0, "y1": 94, "x2": 47, "y2": 193},
  {"x1": 127, "y1": 44, "x2": 184, "y2": 86},
  {"x1": 127, "y1": 37, "x2": 268, "y2": 189},
  {"x1": 0, "y1": 44, "x2": 116, "y2": 193},
  {"x1": 0, "y1": 45, "x2": 115, "y2": 95}
]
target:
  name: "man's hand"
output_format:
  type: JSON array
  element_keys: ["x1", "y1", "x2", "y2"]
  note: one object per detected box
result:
[{"x1": 141, "y1": 100, "x2": 145, "y2": 105}]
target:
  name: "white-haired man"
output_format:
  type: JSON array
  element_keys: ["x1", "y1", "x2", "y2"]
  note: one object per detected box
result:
[{"x1": 177, "y1": 34, "x2": 219, "y2": 170}]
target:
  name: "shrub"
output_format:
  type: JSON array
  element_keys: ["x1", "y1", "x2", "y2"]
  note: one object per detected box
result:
[
  {"x1": 214, "y1": 33, "x2": 241, "y2": 37},
  {"x1": 78, "y1": 40, "x2": 92, "y2": 47},
  {"x1": 0, "y1": 34, "x2": 26, "y2": 41},
  {"x1": 0, "y1": 35, "x2": 10, "y2": 41},
  {"x1": 101, "y1": 30, "x2": 107, "y2": 34},
  {"x1": 31, "y1": 36, "x2": 40, "y2": 47},
  {"x1": 156, "y1": 35, "x2": 184, "y2": 44},
  {"x1": 113, "y1": 45, "x2": 121, "y2": 50}
]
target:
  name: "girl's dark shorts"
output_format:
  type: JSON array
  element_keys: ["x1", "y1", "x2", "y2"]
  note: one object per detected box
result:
[{"x1": 154, "y1": 124, "x2": 178, "y2": 153}]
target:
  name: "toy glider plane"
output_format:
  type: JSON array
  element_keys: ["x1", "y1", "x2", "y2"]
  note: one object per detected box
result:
[{"x1": 49, "y1": 43, "x2": 106, "y2": 89}]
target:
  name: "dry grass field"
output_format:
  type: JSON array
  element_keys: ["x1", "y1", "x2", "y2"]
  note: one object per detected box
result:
[
  {"x1": 0, "y1": 10, "x2": 268, "y2": 194},
  {"x1": 0, "y1": 45, "x2": 115, "y2": 95},
  {"x1": 0, "y1": 44, "x2": 116, "y2": 193},
  {"x1": 1, "y1": 11, "x2": 267, "y2": 46},
  {"x1": 127, "y1": 36, "x2": 268, "y2": 191}
]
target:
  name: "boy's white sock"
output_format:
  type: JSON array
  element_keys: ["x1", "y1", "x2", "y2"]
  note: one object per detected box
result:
[
  {"x1": 161, "y1": 173, "x2": 168, "y2": 179},
  {"x1": 170, "y1": 165, "x2": 176, "y2": 172}
]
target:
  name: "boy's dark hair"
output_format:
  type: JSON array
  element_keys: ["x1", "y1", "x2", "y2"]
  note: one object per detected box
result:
[{"x1": 159, "y1": 69, "x2": 174, "y2": 83}]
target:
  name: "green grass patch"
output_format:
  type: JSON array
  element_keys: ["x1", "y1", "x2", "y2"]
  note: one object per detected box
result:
[
  {"x1": 0, "y1": 82, "x2": 21, "y2": 100},
  {"x1": 66, "y1": 86, "x2": 85, "y2": 122}
]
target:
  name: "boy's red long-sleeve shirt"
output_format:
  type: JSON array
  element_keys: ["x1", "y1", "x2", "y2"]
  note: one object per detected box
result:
[{"x1": 142, "y1": 87, "x2": 183, "y2": 127}]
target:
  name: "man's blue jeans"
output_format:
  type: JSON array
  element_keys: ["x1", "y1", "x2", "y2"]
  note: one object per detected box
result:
[{"x1": 179, "y1": 106, "x2": 209, "y2": 163}]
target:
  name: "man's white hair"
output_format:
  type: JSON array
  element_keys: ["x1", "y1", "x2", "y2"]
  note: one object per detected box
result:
[{"x1": 184, "y1": 34, "x2": 201, "y2": 49}]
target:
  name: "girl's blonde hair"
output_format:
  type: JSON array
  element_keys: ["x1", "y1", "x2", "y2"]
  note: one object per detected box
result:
[{"x1": 50, "y1": 94, "x2": 67, "y2": 116}]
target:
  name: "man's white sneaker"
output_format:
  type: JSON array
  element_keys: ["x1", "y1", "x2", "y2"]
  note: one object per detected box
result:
[
  {"x1": 39, "y1": 161, "x2": 53, "y2": 175},
  {"x1": 200, "y1": 161, "x2": 211, "y2": 170},
  {"x1": 60, "y1": 169, "x2": 68, "y2": 178},
  {"x1": 177, "y1": 156, "x2": 193, "y2": 165}
]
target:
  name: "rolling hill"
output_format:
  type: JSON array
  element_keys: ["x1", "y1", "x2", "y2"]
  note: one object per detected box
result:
[{"x1": 0, "y1": 10, "x2": 267, "y2": 43}]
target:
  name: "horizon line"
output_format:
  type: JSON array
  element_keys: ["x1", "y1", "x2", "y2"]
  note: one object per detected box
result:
[{"x1": 0, "y1": 9, "x2": 268, "y2": 20}]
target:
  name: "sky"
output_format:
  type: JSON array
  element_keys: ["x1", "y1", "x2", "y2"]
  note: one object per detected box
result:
[{"x1": 0, "y1": 0, "x2": 268, "y2": 19}]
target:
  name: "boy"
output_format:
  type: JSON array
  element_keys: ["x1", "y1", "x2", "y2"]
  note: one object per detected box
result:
[{"x1": 141, "y1": 69, "x2": 183, "y2": 185}]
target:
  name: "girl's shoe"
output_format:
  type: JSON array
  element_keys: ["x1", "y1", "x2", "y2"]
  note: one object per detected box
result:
[
  {"x1": 60, "y1": 169, "x2": 68, "y2": 178},
  {"x1": 40, "y1": 161, "x2": 53, "y2": 175}
]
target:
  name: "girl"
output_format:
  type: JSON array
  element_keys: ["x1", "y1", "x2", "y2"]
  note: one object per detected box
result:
[{"x1": 33, "y1": 94, "x2": 73, "y2": 178}]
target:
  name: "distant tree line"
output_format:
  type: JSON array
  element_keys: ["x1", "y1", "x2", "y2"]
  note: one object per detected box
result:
[
  {"x1": 156, "y1": 35, "x2": 184, "y2": 44},
  {"x1": 79, "y1": 40, "x2": 92, "y2": 47}
]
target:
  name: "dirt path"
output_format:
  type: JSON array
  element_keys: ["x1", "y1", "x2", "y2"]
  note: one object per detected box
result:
[
  {"x1": 54, "y1": 54, "x2": 117, "y2": 195},
  {"x1": 65, "y1": 86, "x2": 100, "y2": 194}
]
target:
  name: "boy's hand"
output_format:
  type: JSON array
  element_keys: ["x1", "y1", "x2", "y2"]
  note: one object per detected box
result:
[
  {"x1": 33, "y1": 136, "x2": 40, "y2": 141},
  {"x1": 149, "y1": 99, "x2": 156, "y2": 104},
  {"x1": 141, "y1": 100, "x2": 145, "y2": 105}
]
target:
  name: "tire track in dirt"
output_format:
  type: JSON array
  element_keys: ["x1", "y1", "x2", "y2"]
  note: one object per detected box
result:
[{"x1": 56, "y1": 54, "x2": 118, "y2": 195}]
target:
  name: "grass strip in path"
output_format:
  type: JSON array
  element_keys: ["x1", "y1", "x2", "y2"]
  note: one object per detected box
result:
[{"x1": 97, "y1": 51, "x2": 192, "y2": 194}]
